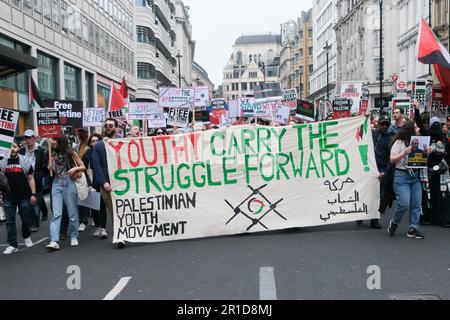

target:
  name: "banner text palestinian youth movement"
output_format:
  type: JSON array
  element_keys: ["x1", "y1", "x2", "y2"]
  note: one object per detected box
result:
[{"x1": 106, "y1": 117, "x2": 380, "y2": 244}]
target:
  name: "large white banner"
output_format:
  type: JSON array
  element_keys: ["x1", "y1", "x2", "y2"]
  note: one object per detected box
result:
[{"x1": 106, "y1": 117, "x2": 379, "y2": 244}]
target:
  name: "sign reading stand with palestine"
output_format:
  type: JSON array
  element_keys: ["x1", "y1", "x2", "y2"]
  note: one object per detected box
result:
[
  {"x1": 0, "y1": 108, "x2": 19, "y2": 157},
  {"x1": 37, "y1": 109, "x2": 62, "y2": 138}
]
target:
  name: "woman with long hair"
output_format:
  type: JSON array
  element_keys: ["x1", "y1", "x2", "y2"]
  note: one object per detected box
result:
[
  {"x1": 46, "y1": 136, "x2": 86, "y2": 251},
  {"x1": 388, "y1": 120, "x2": 425, "y2": 239},
  {"x1": 82, "y1": 133, "x2": 108, "y2": 239}
]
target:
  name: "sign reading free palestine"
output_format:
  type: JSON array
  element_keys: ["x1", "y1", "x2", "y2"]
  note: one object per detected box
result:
[{"x1": 106, "y1": 116, "x2": 379, "y2": 244}]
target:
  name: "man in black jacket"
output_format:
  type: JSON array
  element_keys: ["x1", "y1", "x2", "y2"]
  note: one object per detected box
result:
[{"x1": 19, "y1": 129, "x2": 49, "y2": 232}]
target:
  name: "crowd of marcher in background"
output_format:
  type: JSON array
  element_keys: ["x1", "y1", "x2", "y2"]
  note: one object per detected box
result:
[{"x1": 0, "y1": 103, "x2": 449, "y2": 254}]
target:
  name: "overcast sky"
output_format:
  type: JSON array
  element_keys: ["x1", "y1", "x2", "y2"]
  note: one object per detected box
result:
[{"x1": 183, "y1": 0, "x2": 314, "y2": 88}]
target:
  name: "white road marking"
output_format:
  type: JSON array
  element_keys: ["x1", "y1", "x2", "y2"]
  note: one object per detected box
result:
[
  {"x1": 103, "y1": 277, "x2": 132, "y2": 300},
  {"x1": 1, "y1": 237, "x2": 48, "y2": 248},
  {"x1": 259, "y1": 267, "x2": 277, "y2": 300}
]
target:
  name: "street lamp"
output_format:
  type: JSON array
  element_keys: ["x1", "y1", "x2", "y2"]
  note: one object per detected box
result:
[
  {"x1": 323, "y1": 41, "x2": 332, "y2": 102},
  {"x1": 299, "y1": 70, "x2": 303, "y2": 99},
  {"x1": 379, "y1": 0, "x2": 384, "y2": 111},
  {"x1": 176, "y1": 52, "x2": 182, "y2": 87}
]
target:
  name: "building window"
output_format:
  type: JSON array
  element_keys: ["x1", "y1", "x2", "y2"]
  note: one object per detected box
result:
[
  {"x1": 308, "y1": 29, "x2": 313, "y2": 38},
  {"x1": 23, "y1": 0, "x2": 33, "y2": 15},
  {"x1": 137, "y1": 62, "x2": 155, "y2": 80},
  {"x1": 241, "y1": 82, "x2": 248, "y2": 91},
  {"x1": 236, "y1": 51, "x2": 242, "y2": 65},
  {"x1": 37, "y1": 52, "x2": 58, "y2": 99},
  {"x1": 309, "y1": 64, "x2": 313, "y2": 74},
  {"x1": 374, "y1": 57, "x2": 384, "y2": 80},
  {"x1": 308, "y1": 47, "x2": 313, "y2": 56},
  {"x1": 299, "y1": 48, "x2": 304, "y2": 57},
  {"x1": 268, "y1": 49, "x2": 274, "y2": 63},
  {"x1": 136, "y1": 25, "x2": 155, "y2": 45},
  {"x1": 97, "y1": 83, "x2": 110, "y2": 109},
  {"x1": 249, "y1": 72, "x2": 258, "y2": 78},
  {"x1": 43, "y1": 0, "x2": 52, "y2": 26},
  {"x1": 64, "y1": 63, "x2": 81, "y2": 100},
  {"x1": 299, "y1": 30, "x2": 303, "y2": 38},
  {"x1": 34, "y1": 0, "x2": 42, "y2": 21},
  {"x1": 85, "y1": 72, "x2": 94, "y2": 107}
]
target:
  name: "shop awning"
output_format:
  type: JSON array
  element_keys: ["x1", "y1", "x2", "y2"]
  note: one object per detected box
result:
[{"x1": 0, "y1": 43, "x2": 37, "y2": 79}]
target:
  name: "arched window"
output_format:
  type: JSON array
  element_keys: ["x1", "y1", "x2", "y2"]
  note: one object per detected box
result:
[
  {"x1": 236, "y1": 51, "x2": 242, "y2": 65},
  {"x1": 268, "y1": 49, "x2": 274, "y2": 63}
]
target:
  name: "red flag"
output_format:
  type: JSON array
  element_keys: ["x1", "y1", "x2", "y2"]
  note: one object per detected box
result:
[
  {"x1": 417, "y1": 18, "x2": 450, "y2": 104},
  {"x1": 120, "y1": 77, "x2": 129, "y2": 102},
  {"x1": 108, "y1": 82, "x2": 126, "y2": 112}
]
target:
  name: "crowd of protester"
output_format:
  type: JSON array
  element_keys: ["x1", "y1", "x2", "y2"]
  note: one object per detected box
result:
[{"x1": 0, "y1": 102, "x2": 449, "y2": 254}]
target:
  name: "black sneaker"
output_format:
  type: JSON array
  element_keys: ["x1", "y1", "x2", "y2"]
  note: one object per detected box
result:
[
  {"x1": 116, "y1": 241, "x2": 126, "y2": 249},
  {"x1": 407, "y1": 228, "x2": 425, "y2": 239},
  {"x1": 388, "y1": 221, "x2": 398, "y2": 236},
  {"x1": 370, "y1": 220, "x2": 383, "y2": 229}
]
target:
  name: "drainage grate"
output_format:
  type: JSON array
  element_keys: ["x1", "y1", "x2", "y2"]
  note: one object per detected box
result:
[{"x1": 390, "y1": 294, "x2": 442, "y2": 300}]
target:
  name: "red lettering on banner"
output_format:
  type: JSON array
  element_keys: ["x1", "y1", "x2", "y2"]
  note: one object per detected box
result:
[
  {"x1": 109, "y1": 141, "x2": 125, "y2": 169},
  {"x1": 154, "y1": 136, "x2": 171, "y2": 164},
  {"x1": 139, "y1": 138, "x2": 158, "y2": 166},
  {"x1": 189, "y1": 132, "x2": 201, "y2": 161},
  {"x1": 127, "y1": 139, "x2": 141, "y2": 168},
  {"x1": 171, "y1": 135, "x2": 189, "y2": 164}
]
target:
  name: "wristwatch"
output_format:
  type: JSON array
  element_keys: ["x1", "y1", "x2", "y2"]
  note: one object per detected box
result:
[{"x1": 31, "y1": 193, "x2": 36, "y2": 196}]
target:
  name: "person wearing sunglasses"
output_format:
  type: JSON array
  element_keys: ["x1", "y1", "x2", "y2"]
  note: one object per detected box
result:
[
  {"x1": 357, "y1": 115, "x2": 393, "y2": 229},
  {"x1": 92, "y1": 118, "x2": 125, "y2": 249}
]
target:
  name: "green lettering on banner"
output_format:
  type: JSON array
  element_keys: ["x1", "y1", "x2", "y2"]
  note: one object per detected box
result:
[
  {"x1": 241, "y1": 129, "x2": 256, "y2": 154},
  {"x1": 145, "y1": 167, "x2": 162, "y2": 192},
  {"x1": 289, "y1": 151, "x2": 304, "y2": 178},
  {"x1": 276, "y1": 153, "x2": 290, "y2": 180},
  {"x1": 320, "y1": 150, "x2": 335, "y2": 177},
  {"x1": 114, "y1": 170, "x2": 130, "y2": 196},
  {"x1": 206, "y1": 161, "x2": 221, "y2": 186},
  {"x1": 161, "y1": 165, "x2": 175, "y2": 191},
  {"x1": 271, "y1": 128, "x2": 287, "y2": 153},
  {"x1": 257, "y1": 127, "x2": 271, "y2": 153},
  {"x1": 323, "y1": 121, "x2": 339, "y2": 149},
  {"x1": 309, "y1": 123, "x2": 324, "y2": 150},
  {"x1": 177, "y1": 163, "x2": 191, "y2": 189},
  {"x1": 245, "y1": 154, "x2": 258, "y2": 184},
  {"x1": 192, "y1": 162, "x2": 206, "y2": 188},
  {"x1": 129, "y1": 168, "x2": 143, "y2": 194},
  {"x1": 293, "y1": 124, "x2": 307, "y2": 151},
  {"x1": 260, "y1": 153, "x2": 276, "y2": 182},
  {"x1": 222, "y1": 156, "x2": 237, "y2": 185},
  {"x1": 335, "y1": 149, "x2": 350, "y2": 176},
  {"x1": 306, "y1": 152, "x2": 320, "y2": 178},
  {"x1": 210, "y1": 131, "x2": 225, "y2": 156},
  {"x1": 228, "y1": 132, "x2": 242, "y2": 155}
]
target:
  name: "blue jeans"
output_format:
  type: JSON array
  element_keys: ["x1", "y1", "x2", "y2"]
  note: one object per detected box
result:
[
  {"x1": 4, "y1": 198, "x2": 31, "y2": 248},
  {"x1": 49, "y1": 176, "x2": 79, "y2": 242},
  {"x1": 392, "y1": 170, "x2": 422, "y2": 230}
]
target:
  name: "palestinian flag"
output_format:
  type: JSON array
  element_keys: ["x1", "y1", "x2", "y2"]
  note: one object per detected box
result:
[
  {"x1": 108, "y1": 82, "x2": 127, "y2": 112},
  {"x1": 120, "y1": 77, "x2": 129, "y2": 104},
  {"x1": 29, "y1": 76, "x2": 43, "y2": 111},
  {"x1": 417, "y1": 18, "x2": 450, "y2": 105}
]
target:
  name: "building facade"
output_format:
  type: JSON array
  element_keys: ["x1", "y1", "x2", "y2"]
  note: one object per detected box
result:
[
  {"x1": 397, "y1": 0, "x2": 430, "y2": 83},
  {"x1": 433, "y1": 0, "x2": 450, "y2": 50},
  {"x1": 0, "y1": 0, "x2": 136, "y2": 132},
  {"x1": 335, "y1": 0, "x2": 399, "y2": 108},
  {"x1": 222, "y1": 34, "x2": 282, "y2": 101},
  {"x1": 174, "y1": 0, "x2": 194, "y2": 87},
  {"x1": 309, "y1": 0, "x2": 337, "y2": 103}
]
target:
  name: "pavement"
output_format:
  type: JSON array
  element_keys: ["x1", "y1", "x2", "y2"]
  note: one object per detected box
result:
[{"x1": 0, "y1": 199, "x2": 450, "y2": 300}]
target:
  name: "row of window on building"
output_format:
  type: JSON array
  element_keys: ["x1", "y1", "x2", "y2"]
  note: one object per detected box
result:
[{"x1": 3, "y1": 0, "x2": 135, "y2": 74}]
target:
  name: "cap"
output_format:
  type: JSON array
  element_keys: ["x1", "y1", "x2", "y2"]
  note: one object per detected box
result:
[
  {"x1": 24, "y1": 129, "x2": 35, "y2": 137},
  {"x1": 430, "y1": 117, "x2": 440, "y2": 127},
  {"x1": 378, "y1": 116, "x2": 391, "y2": 125}
]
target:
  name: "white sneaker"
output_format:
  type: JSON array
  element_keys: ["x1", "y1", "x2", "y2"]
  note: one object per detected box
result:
[
  {"x1": 93, "y1": 228, "x2": 102, "y2": 238},
  {"x1": 71, "y1": 238, "x2": 79, "y2": 247},
  {"x1": 78, "y1": 223, "x2": 86, "y2": 232},
  {"x1": 100, "y1": 228, "x2": 108, "y2": 240},
  {"x1": 3, "y1": 246, "x2": 18, "y2": 255},
  {"x1": 24, "y1": 237, "x2": 33, "y2": 248},
  {"x1": 46, "y1": 241, "x2": 60, "y2": 251}
]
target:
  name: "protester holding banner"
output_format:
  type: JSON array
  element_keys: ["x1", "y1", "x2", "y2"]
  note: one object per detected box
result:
[
  {"x1": 19, "y1": 129, "x2": 49, "y2": 232},
  {"x1": 0, "y1": 141, "x2": 37, "y2": 254},
  {"x1": 388, "y1": 121, "x2": 425, "y2": 239},
  {"x1": 92, "y1": 118, "x2": 125, "y2": 248},
  {"x1": 46, "y1": 136, "x2": 86, "y2": 251},
  {"x1": 82, "y1": 133, "x2": 107, "y2": 239}
]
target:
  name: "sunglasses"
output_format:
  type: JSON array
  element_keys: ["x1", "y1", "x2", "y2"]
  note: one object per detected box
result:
[
  {"x1": 105, "y1": 124, "x2": 115, "y2": 129},
  {"x1": 380, "y1": 123, "x2": 390, "y2": 127}
]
